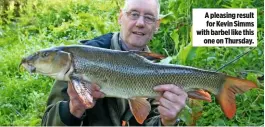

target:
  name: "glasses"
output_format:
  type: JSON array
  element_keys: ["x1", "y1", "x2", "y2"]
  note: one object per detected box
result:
[{"x1": 125, "y1": 11, "x2": 157, "y2": 24}]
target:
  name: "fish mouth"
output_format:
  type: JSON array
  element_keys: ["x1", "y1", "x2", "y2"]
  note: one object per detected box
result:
[
  {"x1": 23, "y1": 63, "x2": 36, "y2": 73},
  {"x1": 19, "y1": 58, "x2": 36, "y2": 73}
]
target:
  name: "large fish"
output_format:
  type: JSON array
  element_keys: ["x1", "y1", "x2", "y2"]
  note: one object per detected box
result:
[{"x1": 20, "y1": 45, "x2": 257, "y2": 124}]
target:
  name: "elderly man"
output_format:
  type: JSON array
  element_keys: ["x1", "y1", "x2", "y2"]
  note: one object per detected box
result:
[{"x1": 41, "y1": 0, "x2": 187, "y2": 126}]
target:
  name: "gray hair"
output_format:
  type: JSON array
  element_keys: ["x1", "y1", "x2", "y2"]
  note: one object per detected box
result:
[{"x1": 122, "y1": 0, "x2": 160, "y2": 18}]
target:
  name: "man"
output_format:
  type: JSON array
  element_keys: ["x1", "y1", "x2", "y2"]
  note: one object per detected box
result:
[{"x1": 41, "y1": 0, "x2": 187, "y2": 126}]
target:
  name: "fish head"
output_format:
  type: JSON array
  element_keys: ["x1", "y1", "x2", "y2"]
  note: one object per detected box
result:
[{"x1": 20, "y1": 48, "x2": 72, "y2": 80}]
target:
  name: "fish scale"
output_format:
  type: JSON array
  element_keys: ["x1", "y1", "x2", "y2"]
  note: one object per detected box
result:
[{"x1": 65, "y1": 46, "x2": 225, "y2": 98}]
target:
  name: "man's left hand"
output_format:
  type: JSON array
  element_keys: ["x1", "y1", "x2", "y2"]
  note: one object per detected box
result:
[{"x1": 153, "y1": 84, "x2": 188, "y2": 126}]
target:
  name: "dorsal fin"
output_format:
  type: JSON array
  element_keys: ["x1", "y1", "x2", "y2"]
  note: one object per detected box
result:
[{"x1": 130, "y1": 51, "x2": 166, "y2": 61}]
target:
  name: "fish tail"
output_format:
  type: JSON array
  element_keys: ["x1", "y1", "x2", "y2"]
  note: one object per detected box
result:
[{"x1": 217, "y1": 76, "x2": 257, "y2": 119}]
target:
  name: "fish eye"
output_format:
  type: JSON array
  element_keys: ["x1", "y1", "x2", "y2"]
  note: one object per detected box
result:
[{"x1": 41, "y1": 52, "x2": 49, "y2": 57}]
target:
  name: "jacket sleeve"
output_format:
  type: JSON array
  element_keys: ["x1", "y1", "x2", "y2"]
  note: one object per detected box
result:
[
  {"x1": 143, "y1": 100, "x2": 162, "y2": 126},
  {"x1": 41, "y1": 80, "x2": 84, "y2": 126}
]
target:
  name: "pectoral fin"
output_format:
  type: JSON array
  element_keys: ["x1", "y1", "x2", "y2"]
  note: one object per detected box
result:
[
  {"x1": 187, "y1": 89, "x2": 212, "y2": 102},
  {"x1": 128, "y1": 98, "x2": 151, "y2": 124},
  {"x1": 71, "y1": 79, "x2": 94, "y2": 107}
]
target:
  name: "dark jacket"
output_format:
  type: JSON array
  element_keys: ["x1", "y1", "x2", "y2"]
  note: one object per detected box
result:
[{"x1": 41, "y1": 32, "x2": 163, "y2": 126}]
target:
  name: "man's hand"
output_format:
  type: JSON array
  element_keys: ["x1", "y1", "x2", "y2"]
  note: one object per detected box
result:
[
  {"x1": 153, "y1": 84, "x2": 188, "y2": 126},
  {"x1": 67, "y1": 81, "x2": 105, "y2": 118}
]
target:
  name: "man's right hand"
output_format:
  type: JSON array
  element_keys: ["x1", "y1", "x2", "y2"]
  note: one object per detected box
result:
[{"x1": 67, "y1": 81, "x2": 105, "y2": 118}]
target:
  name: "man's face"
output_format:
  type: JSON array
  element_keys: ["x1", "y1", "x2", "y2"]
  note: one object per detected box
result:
[{"x1": 118, "y1": 0, "x2": 160, "y2": 50}]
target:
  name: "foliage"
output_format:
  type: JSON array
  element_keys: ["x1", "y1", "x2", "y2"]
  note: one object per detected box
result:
[{"x1": 0, "y1": 0, "x2": 263, "y2": 126}]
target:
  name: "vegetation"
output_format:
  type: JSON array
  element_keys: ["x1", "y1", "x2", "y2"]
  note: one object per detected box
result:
[{"x1": 0, "y1": 0, "x2": 263, "y2": 126}]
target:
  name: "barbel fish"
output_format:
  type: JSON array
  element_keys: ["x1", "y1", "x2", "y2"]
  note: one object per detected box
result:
[{"x1": 20, "y1": 45, "x2": 257, "y2": 124}]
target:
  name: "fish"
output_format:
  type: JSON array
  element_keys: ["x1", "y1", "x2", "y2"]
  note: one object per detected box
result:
[{"x1": 20, "y1": 45, "x2": 257, "y2": 124}]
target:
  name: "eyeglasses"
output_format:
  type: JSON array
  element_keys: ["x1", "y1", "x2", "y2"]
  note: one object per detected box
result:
[{"x1": 125, "y1": 11, "x2": 157, "y2": 24}]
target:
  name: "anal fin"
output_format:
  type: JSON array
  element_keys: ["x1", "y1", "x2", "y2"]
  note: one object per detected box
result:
[{"x1": 187, "y1": 89, "x2": 212, "y2": 102}]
